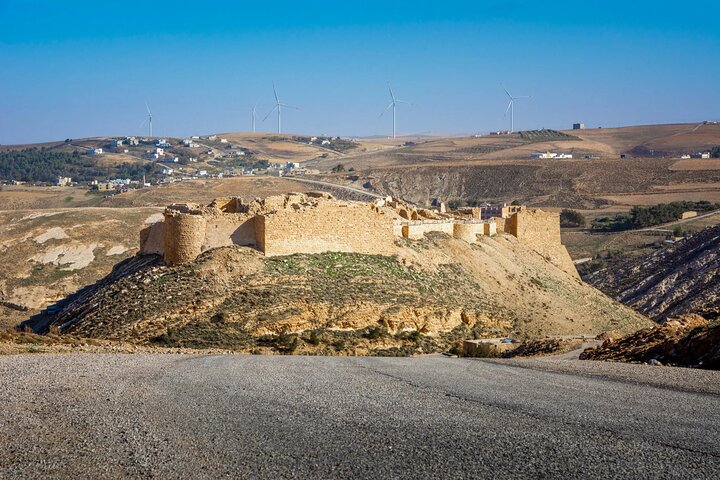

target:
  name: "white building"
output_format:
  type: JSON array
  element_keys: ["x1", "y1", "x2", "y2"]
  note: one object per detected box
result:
[
  {"x1": 530, "y1": 152, "x2": 572, "y2": 159},
  {"x1": 56, "y1": 176, "x2": 72, "y2": 186}
]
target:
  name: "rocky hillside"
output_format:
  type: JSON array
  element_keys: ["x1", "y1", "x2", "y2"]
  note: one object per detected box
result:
[
  {"x1": 580, "y1": 314, "x2": 720, "y2": 370},
  {"x1": 0, "y1": 207, "x2": 163, "y2": 329},
  {"x1": 23, "y1": 233, "x2": 650, "y2": 355},
  {"x1": 584, "y1": 225, "x2": 720, "y2": 321}
]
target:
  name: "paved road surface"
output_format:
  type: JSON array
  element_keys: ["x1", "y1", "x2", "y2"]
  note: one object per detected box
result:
[{"x1": 1, "y1": 355, "x2": 719, "y2": 479}]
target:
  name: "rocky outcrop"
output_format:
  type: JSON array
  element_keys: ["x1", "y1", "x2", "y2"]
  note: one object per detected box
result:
[
  {"x1": 584, "y1": 225, "x2": 720, "y2": 321},
  {"x1": 580, "y1": 314, "x2": 720, "y2": 370}
]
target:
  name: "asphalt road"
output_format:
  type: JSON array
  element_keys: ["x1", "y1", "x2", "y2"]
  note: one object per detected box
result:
[{"x1": 1, "y1": 354, "x2": 719, "y2": 479}]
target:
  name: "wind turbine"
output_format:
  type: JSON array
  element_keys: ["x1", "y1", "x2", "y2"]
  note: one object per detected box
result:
[
  {"x1": 502, "y1": 85, "x2": 531, "y2": 133},
  {"x1": 140, "y1": 103, "x2": 153, "y2": 138},
  {"x1": 251, "y1": 102, "x2": 258, "y2": 133},
  {"x1": 263, "y1": 83, "x2": 298, "y2": 134},
  {"x1": 379, "y1": 84, "x2": 410, "y2": 139}
]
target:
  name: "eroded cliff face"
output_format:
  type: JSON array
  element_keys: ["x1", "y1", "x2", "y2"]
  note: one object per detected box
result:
[
  {"x1": 28, "y1": 232, "x2": 650, "y2": 355},
  {"x1": 584, "y1": 225, "x2": 720, "y2": 321}
]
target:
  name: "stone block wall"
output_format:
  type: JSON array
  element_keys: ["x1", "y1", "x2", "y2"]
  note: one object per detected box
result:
[
  {"x1": 505, "y1": 209, "x2": 578, "y2": 277},
  {"x1": 261, "y1": 203, "x2": 396, "y2": 256},
  {"x1": 402, "y1": 221, "x2": 455, "y2": 240}
]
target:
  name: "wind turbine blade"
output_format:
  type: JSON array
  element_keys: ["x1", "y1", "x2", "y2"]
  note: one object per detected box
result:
[
  {"x1": 378, "y1": 102, "x2": 394, "y2": 118},
  {"x1": 262, "y1": 106, "x2": 278, "y2": 122}
]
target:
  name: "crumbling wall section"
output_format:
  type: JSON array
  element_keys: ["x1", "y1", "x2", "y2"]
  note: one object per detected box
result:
[
  {"x1": 505, "y1": 209, "x2": 578, "y2": 277},
  {"x1": 402, "y1": 221, "x2": 454, "y2": 240}
]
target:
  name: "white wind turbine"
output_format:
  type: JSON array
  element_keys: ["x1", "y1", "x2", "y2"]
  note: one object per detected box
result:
[
  {"x1": 263, "y1": 83, "x2": 298, "y2": 134},
  {"x1": 140, "y1": 102, "x2": 153, "y2": 138},
  {"x1": 502, "y1": 84, "x2": 531, "y2": 133},
  {"x1": 251, "y1": 101, "x2": 258, "y2": 133},
  {"x1": 379, "y1": 84, "x2": 410, "y2": 139}
]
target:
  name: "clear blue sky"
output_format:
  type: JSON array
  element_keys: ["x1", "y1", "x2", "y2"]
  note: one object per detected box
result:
[{"x1": 1, "y1": 0, "x2": 718, "y2": 143}]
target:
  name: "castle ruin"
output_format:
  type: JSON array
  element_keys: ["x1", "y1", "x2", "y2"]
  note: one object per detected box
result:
[{"x1": 140, "y1": 192, "x2": 577, "y2": 276}]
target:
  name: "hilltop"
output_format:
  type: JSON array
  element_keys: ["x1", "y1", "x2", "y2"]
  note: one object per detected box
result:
[{"x1": 23, "y1": 233, "x2": 648, "y2": 355}]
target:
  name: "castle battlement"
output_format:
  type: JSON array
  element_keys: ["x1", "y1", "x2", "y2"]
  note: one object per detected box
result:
[{"x1": 139, "y1": 192, "x2": 576, "y2": 277}]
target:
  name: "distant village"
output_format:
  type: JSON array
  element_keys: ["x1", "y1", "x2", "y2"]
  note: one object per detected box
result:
[{"x1": 42, "y1": 134, "x2": 338, "y2": 193}]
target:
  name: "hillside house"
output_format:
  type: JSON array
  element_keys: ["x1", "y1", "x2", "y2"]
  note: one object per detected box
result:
[{"x1": 56, "y1": 176, "x2": 72, "y2": 187}]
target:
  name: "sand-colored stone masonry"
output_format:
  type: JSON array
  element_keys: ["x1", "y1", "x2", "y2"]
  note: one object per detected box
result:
[
  {"x1": 505, "y1": 209, "x2": 578, "y2": 277},
  {"x1": 163, "y1": 212, "x2": 207, "y2": 265},
  {"x1": 261, "y1": 202, "x2": 396, "y2": 257},
  {"x1": 141, "y1": 193, "x2": 574, "y2": 274}
]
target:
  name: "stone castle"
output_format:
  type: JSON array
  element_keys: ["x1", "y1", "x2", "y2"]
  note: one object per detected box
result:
[{"x1": 140, "y1": 192, "x2": 577, "y2": 276}]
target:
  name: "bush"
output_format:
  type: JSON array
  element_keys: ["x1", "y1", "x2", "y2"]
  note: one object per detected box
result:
[{"x1": 560, "y1": 209, "x2": 586, "y2": 228}]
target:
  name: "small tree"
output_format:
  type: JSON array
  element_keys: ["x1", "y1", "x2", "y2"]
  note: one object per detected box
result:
[{"x1": 560, "y1": 209, "x2": 586, "y2": 228}]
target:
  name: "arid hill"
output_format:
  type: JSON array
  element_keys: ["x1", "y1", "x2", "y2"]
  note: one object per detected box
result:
[
  {"x1": 584, "y1": 225, "x2": 720, "y2": 321},
  {"x1": 23, "y1": 231, "x2": 650, "y2": 355}
]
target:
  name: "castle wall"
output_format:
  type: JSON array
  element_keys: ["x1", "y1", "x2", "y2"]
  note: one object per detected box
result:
[
  {"x1": 139, "y1": 221, "x2": 165, "y2": 255},
  {"x1": 402, "y1": 221, "x2": 454, "y2": 240},
  {"x1": 202, "y1": 215, "x2": 258, "y2": 251},
  {"x1": 261, "y1": 203, "x2": 395, "y2": 256},
  {"x1": 505, "y1": 209, "x2": 578, "y2": 277},
  {"x1": 483, "y1": 222, "x2": 497, "y2": 236},
  {"x1": 163, "y1": 212, "x2": 207, "y2": 265}
]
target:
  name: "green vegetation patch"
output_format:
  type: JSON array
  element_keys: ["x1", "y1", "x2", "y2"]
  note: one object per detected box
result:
[{"x1": 591, "y1": 201, "x2": 720, "y2": 232}]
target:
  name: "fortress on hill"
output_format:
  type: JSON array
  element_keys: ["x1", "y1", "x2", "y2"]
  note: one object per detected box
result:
[{"x1": 140, "y1": 192, "x2": 577, "y2": 276}]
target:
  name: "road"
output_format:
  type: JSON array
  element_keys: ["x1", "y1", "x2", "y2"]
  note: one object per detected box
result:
[
  {"x1": 1, "y1": 355, "x2": 718, "y2": 479},
  {"x1": 639, "y1": 209, "x2": 720, "y2": 232},
  {"x1": 283, "y1": 176, "x2": 383, "y2": 199}
]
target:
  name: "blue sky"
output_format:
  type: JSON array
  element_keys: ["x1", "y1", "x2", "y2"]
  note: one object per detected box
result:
[{"x1": 1, "y1": 0, "x2": 718, "y2": 143}]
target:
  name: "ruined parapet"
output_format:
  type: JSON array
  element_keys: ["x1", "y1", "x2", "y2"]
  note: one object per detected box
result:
[
  {"x1": 505, "y1": 209, "x2": 577, "y2": 277},
  {"x1": 402, "y1": 220, "x2": 455, "y2": 240},
  {"x1": 163, "y1": 210, "x2": 207, "y2": 265}
]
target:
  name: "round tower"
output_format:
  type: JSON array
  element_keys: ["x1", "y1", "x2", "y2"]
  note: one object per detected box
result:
[
  {"x1": 453, "y1": 222, "x2": 480, "y2": 243},
  {"x1": 163, "y1": 212, "x2": 207, "y2": 264}
]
